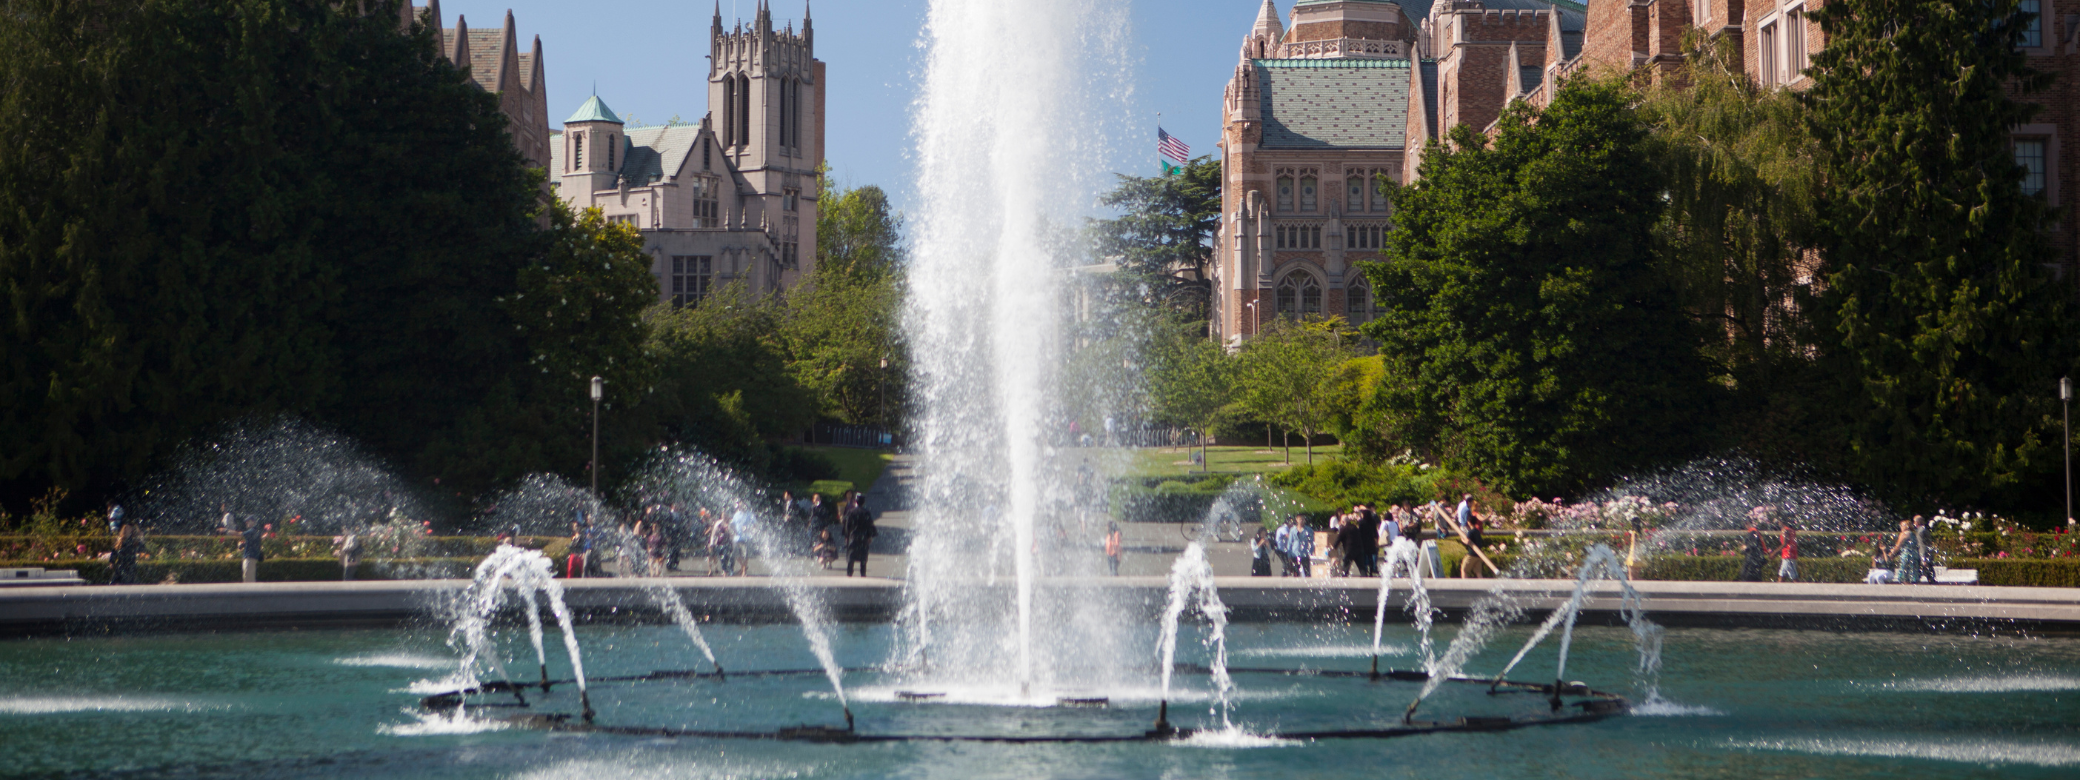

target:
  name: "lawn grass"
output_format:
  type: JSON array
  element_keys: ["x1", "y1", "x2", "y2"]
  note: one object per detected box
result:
[
  {"x1": 797, "y1": 446, "x2": 894, "y2": 496},
  {"x1": 1112, "y1": 444, "x2": 1346, "y2": 480}
]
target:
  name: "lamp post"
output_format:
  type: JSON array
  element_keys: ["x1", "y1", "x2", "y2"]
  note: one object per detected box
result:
[
  {"x1": 590, "y1": 376, "x2": 604, "y2": 496},
  {"x1": 879, "y1": 356, "x2": 888, "y2": 429},
  {"x1": 2063, "y1": 376, "x2": 2072, "y2": 527}
]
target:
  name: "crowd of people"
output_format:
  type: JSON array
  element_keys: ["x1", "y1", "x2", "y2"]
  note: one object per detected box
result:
[
  {"x1": 1247, "y1": 498, "x2": 1495, "y2": 579},
  {"x1": 563, "y1": 490, "x2": 880, "y2": 580}
]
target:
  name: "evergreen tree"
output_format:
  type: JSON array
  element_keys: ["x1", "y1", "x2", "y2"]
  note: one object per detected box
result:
[
  {"x1": 1802, "y1": 0, "x2": 2074, "y2": 505},
  {"x1": 1090, "y1": 157, "x2": 1222, "y2": 317},
  {"x1": 1363, "y1": 78, "x2": 1718, "y2": 497},
  {"x1": 0, "y1": 0, "x2": 563, "y2": 508}
]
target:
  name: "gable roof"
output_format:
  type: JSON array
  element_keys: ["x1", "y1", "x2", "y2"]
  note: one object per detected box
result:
[
  {"x1": 1254, "y1": 58, "x2": 1411, "y2": 150},
  {"x1": 618, "y1": 125, "x2": 707, "y2": 186}
]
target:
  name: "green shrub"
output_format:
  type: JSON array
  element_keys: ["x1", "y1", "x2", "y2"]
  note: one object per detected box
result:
[
  {"x1": 1953, "y1": 558, "x2": 2080, "y2": 588},
  {"x1": 1637, "y1": 556, "x2": 1871, "y2": 583}
]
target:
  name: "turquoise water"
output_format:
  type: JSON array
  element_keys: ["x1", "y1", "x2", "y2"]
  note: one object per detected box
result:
[{"x1": 1, "y1": 622, "x2": 2076, "y2": 779}]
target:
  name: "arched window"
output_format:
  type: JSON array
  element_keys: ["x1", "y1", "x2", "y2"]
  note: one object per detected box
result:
[
  {"x1": 778, "y1": 79, "x2": 790, "y2": 152},
  {"x1": 1276, "y1": 177, "x2": 1294, "y2": 212},
  {"x1": 1372, "y1": 171, "x2": 1390, "y2": 212},
  {"x1": 1277, "y1": 273, "x2": 1321, "y2": 316},
  {"x1": 722, "y1": 78, "x2": 737, "y2": 146},
  {"x1": 737, "y1": 75, "x2": 752, "y2": 147},
  {"x1": 1347, "y1": 176, "x2": 1364, "y2": 210},
  {"x1": 608, "y1": 135, "x2": 616, "y2": 170},
  {"x1": 1346, "y1": 279, "x2": 1372, "y2": 324},
  {"x1": 1300, "y1": 176, "x2": 1318, "y2": 211},
  {"x1": 573, "y1": 133, "x2": 583, "y2": 170}
]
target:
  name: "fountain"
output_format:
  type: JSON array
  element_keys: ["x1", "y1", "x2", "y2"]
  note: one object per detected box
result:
[
  {"x1": 432, "y1": 545, "x2": 592, "y2": 722},
  {"x1": 894, "y1": 0, "x2": 1136, "y2": 703}
]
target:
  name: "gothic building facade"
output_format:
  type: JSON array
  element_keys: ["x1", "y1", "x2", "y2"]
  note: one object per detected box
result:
[
  {"x1": 397, "y1": 1, "x2": 553, "y2": 171},
  {"x1": 1213, "y1": 0, "x2": 2080, "y2": 345},
  {"x1": 551, "y1": 2, "x2": 824, "y2": 306}
]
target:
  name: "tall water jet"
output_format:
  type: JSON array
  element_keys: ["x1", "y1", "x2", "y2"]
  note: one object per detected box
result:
[
  {"x1": 1371, "y1": 538, "x2": 1431, "y2": 679},
  {"x1": 901, "y1": 0, "x2": 1132, "y2": 698}
]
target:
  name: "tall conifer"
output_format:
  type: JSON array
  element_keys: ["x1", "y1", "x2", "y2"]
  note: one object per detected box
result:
[{"x1": 1802, "y1": 0, "x2": 2074, "y2": 504}]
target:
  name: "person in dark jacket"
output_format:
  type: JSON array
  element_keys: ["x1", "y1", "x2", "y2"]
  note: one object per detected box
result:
[
  {"x1": 843, "y1": 496, "x2": 877, "y2": 577},
  {"x1": 1737, "y1": 525, "x2": 1768, "y2": 582},
  {"x1": 1352, "y1": 507, "x2": 1381, "y2": 577},
  {"x1": 110, "y1": 522, "x2": 144, "y2": 585}
]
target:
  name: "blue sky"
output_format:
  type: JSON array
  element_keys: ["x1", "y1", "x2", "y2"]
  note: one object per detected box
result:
[{"x1": 438, "y1": 0, "x2": 1270, "y2": 212}]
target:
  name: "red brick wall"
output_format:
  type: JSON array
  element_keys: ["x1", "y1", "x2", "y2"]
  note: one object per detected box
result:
[{"x1": 1581, "y1": 0, "x2": 1642, "y2": 73}]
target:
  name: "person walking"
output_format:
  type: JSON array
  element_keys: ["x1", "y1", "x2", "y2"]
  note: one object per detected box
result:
[
  {"x1": 1273, "y1": 519, "x2": 1295, "y2": 577},
  {"x1": 1289, "y1": 516, "x2": 1315, "y2": 578},
  {"x1": 1737, "y1": 525, "x2": 1767, "y2": 582},
  {"x1": 1459, "y1": 510, "x2": 1488, "y2": 579},
  {"x1": 568, "y1": 518, "x2": 594, "y2": 579},
  {"x1": 1775, "y1": 523, "x2": 1800, "y2": 583},
  {"x1": 1104, "y1": 521, "x2": 1124, "y2": 575},
  {"x1": 339, "y1": 527, "x2": 362, "y2": 581},
  {"x1": 843, "y1": 496, "x2": 877, "y2": 577},
  {"x1": 1326, "y1": 515, "x2": 1348, "y2": 577},
  {"x1": 110, "y1": 521, "x2": 144, "y2": 585},
  {"x1": 709, "y1": 514, "x2": 736, "y2": 577},
  {"x1": 237, "y1": 518, "x2": 264, "y2": 583},
  {"x1": 1354, "y1": 506, "x2": 1381, "y2": 577},
  {"x1": 1915, "y1": 516, "x2": 1937, "y2": 583},
  {"x1": 1250, "y1": 528, "x2": 1273, "y2": 576}
]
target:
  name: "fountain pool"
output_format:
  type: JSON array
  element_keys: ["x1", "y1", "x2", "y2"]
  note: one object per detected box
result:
[{"x1": 2, "y1": 623, "x2": 2075, "y2": 778}]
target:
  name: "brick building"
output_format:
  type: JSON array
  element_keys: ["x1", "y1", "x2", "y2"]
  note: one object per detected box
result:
[
  {"x1": 550, "y1": 1, "x2": 824, "y2": 305},
  {"x1": 1213, "y1": 0, "x2": 1424, "y2": 346},
  {"x1": 1213, "y1": 0, "x2": 2080, "y2": 345}
]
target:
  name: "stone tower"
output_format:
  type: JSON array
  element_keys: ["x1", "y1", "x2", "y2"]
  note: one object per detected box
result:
[
  {"x1": 562, "y1": 95, "x2": 624, "y2": 198},
  {"x1": 711, "y1": 0, "x2": 824, "y2": 272}
]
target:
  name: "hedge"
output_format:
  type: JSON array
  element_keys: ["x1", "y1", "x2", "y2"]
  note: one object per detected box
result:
[
  {"x1": 1952, "y1": 558, "x2": 2080, "y2": 588},
  {"x1": 4, "y1": 558, "x2": 482, "y2": 584}
]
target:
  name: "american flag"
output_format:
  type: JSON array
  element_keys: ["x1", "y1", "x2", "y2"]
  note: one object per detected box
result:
[{"x1": 1158, "y1": 127, "x2": 1191, "y2": 165}]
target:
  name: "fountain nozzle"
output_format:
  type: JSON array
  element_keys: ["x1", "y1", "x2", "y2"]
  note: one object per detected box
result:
[
  {"x1": 714, "y1": 663, "x2": 726, "y2": 682},
  {"x1": 1148, "y1": 700, "x2": 1176, "y2": 739},
  {"x1": 540, "y1": 663, "x2": 550, "y2": 693},
  {"x1": 580, "y1": 690, "x2": 595, "y2": 724},
  {"x1": 843, "y1": 706, "x2": 855, "y2": 733},
  {"x1": 1549, "y1": 678, "x2": 1564, "y2": 712},
  {"x1": 1370, "y1": 654, "x2": 1380, "y2": 681}
]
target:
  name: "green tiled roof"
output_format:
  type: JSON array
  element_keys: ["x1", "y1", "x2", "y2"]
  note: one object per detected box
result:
[
  {"x1": 565, "y1": 95, "x2": 623, "y2": 125},
  {"x1": 1254, "y1": 59, "x2": 1411, "y2": 150}
]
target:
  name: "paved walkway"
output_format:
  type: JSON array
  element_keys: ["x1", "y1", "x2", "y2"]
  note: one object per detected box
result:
[{"x1": 8, "y1": 453, "x2": 2077, "y2": 637}]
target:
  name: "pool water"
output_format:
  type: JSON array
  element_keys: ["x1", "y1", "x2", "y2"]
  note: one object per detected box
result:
[{"x1": 1, "y1": 622, "x2": 2075, "y2": 779}]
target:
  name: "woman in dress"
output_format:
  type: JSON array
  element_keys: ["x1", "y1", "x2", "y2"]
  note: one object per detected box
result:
[{"x1": 1889, "y1": 517, "x2": 1921, "y2": 584}]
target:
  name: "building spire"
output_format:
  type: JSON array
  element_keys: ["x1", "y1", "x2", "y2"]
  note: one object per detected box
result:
[
  {"x1": 1252, "y1": 0, "x2": 1284, "y2": 44},
  {"x1": 713, "y1": 0, "x2": 723, "y2": 35}
]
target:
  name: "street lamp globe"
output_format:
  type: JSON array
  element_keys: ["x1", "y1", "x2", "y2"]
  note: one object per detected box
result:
[{"x1": 591, "y1": 376, "x2": 604, "y2": 402}]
